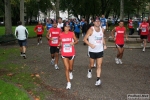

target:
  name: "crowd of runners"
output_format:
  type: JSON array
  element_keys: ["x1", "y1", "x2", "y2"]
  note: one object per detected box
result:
[{"x1": 14, "y1": 15, "x2": 150, "y2": 89}]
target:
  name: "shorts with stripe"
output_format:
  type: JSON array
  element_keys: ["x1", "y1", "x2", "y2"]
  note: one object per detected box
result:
[
  {"x1": 116, "y1": 44, "x2": 124, "y2": 48},
  {"x1": 61, "y1": 55, "x2": 75, "y2": 60}
]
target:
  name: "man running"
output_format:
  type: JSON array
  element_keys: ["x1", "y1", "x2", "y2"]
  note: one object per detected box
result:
[
  {"x1": 100, "y1": 15, "x2": 107, "y2": 35},
  {"x1": 83, "y1": 18, "x2": 107, "y2": 86},
  {"x1": 139, "y1": 18, "x2": 149, "y2": 52},
  {"x1": 34, "y1": 22, "x2": 44, "y2": 45},
  {"x1": 111, "y1": 20, "x2": 128, "y2": 64},
  {"x1": 15, "y1": 21, "x2": 29, "y2": 59},
  {"x1": 57, "y1": 17, "x2": 64, "y2": 30},
  {"x1": 46, "y1": 21, "x2": 61, "y2": 69},
  {"x1": 128, "y1": 18, "x2": 134, "y2": 35},
  {"x1": 46, "y1": 19, "x2": 53, "y2": 31}
]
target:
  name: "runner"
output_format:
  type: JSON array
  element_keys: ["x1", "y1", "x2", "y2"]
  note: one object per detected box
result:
[
  {"x1": 128, "y1": 18, "x2": 134, "y2": 35},
  {"x1": 15, "y1": 21, "x2": 29, "y2": 59},
  {"x1": 111, "y1": 20, "x2": 128, "y2": 64},
  {"x1": 80, "y1": 18, "x2": 85, "y2": 37},
  {"x1": 74, "y1": 21, "x2": 80, "y2": 41},
  {"x1": 57, "y1": 17, "x2": 64, "y2": 30},
  {"x1": 46, "y1": 21, "x2": 61, "y2": 69},
  {"x1": 139, "y1": 18, "x2": 149, "y2": 52},
  {"x1": 59, "y1": 21, "x2": 78, "y2": 89},
  {"x1": 83, "y1": 18, "x2": 107, "y2": 86},
  {"x1": 34, "y1": 22, "x2": 44, "y2": 45},
  {"x1": 100, "y1": 15, "x2": 107, "y2": 35}
]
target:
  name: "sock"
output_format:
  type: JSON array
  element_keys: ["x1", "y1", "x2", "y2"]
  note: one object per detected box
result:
[
  {"x1": 55, "y1": 64, "x2": 57, "y2": 66},
  {"x1": 20, "y1": 52, "x2": 23, "y2": 54},
  {"x1": 97, "y1": 77, "x2": 100, "y2": 81},
  {"x1": 52, "y1": 58, "x2": 55, "y2": 61}
]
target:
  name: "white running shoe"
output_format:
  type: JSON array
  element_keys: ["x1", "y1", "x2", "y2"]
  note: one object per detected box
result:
[
  {"x1": 51, "y1": 59, "x2": 55, "y2": 65},
  {"x1": 142, "y1": 48, "x2": 145, "y2": 52},
  {"x1": 54, "y1": 65, "x2": 59, "y2": 70},
  {"x1": 40, "y1": 40, "x2": 42, "y2": 43},
  {"x1": 95, "y1": 79, "x2": 101, "y2": 86},
  {"x1": 87, "y1": 69, "x2": 92, "y2": 79},
  {"x1": 22, "y1": 54, "x2": 26, "y2": 59},
  {"x1": 20, "y1": 54, "x2": 24, "y2": 57},
  {"x1": 37, "y1": 43, "x2": 39, "y2": 46},
  {"x1": 118, "y1": 59, "x2": 123, "y2": 64},
  {"x1": 66, "y1": 82, "x2": 71, "y2": 89},
  {"x1": 115, "y1": 57, "x2": 119, "y2": 64},
  {"x1": 69, "y1": 72, "x2": 73, "y2": 80}
]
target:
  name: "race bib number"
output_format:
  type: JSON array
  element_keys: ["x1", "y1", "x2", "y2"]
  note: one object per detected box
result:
[
  {"x1": 129, "y1": 23, "x2": 133, "y2": 26},
  {"x1": 63, "y1": 44, "x2": 72, "y2": 53},
  {"x1": 142, "y1": 28, "x2": 146, "y2": 32},
  {"x1": 38, "y1": 28, "x2": 42, "y2": 32},
  {"x1": 52, "y1": 37, "x2": 58, "y2": 44},
  {"x1": 95, "y1": 36, "x2": 102, "y2": 45}
]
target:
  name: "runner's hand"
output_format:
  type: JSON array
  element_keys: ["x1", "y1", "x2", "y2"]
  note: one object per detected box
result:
[
  {"x1": 104, "y1": 45, "x2": 107, "y2": 50},
  {"x1": 70, "y1": 42, "x2": 74, "y2": 46},
  {"x1": 126, "y1": 38, "x2": 128, "y2": 41},
  {"x1": 114, "y1": 38, "x2": 116, "y2": 41},
  {"x1": 90, "y1": 44, "x2": 96, "y2": 49}
]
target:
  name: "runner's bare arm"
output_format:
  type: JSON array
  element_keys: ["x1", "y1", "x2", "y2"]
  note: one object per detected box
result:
[
  {"x1": 70, "y1": 32, "x2": 78, "y2": 46},
  {"x1": 83, "y1": 28, "x2": 95, "y2": 48},
  {"x1": 46, "y1": 31, "x2": 50, "y2": 40},
  {"x1": 102, "y1": 28, "x2": 107, "y2": 49}
]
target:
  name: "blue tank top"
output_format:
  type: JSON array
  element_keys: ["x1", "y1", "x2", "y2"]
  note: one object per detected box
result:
[
  {"x1": 46, "y1": 24, "x2": 53, "y2": 30},
  {"x1": 74, "y1": 24, "x2": 80, "y2": 33},
  {"x1": 100, "y1": 18, "x2": 106, "y2": 26}
]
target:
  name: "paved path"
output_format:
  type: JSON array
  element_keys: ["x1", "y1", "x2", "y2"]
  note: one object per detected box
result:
[{"x1": 2, "y1": 34, "x2": 150, "y2": 100}]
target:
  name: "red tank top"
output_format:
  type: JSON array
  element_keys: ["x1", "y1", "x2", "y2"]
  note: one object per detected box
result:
[
  {"x1": 34, "y1": 25, "x2": 44, "y2": 34},
  {"x1": 49, "y1": 28, "x2": 61, "y2": 46},
  {"x1": 59, "y1": 31, "x2": 75, "y2": 56},
  {"x1": 128, "y1": 20, "x2": 133, "y2": 28},
  {"x1": 140, "y1": 22, "x2": 149, "y2": 35},
  {"x1": 115, "y1": 26, "x2": 126, "y2": 44}
]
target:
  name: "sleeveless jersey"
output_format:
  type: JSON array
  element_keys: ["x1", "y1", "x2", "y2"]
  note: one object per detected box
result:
[
  {"x1": 128, "y1": 20, "x2": 133, "y2": 28},
  {"x1": 100, "y1": 18, "x2": 107, "y2": 26},
  {"x1": 49, "y1": 28, "x2": 61, "y2": 46},
  {"x1": 88, "y1": 27, "x2": 104, "y2": 52},
  {"x1": 140, "y1": 22, "x2": 149, "y2": 35},
  {"x1": 59, "y1": 31, "x2": 75, "y2": 56},
  {"x1": 115, "y1": 26, "x2": 126, "y2": 44},
  {"x1": 34, "y1": 25, "x2": 44, "y2": 35}
]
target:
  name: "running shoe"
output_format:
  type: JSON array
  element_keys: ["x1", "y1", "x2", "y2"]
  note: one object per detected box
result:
[
  {"x1": 40, "y1": 40, "x2": 42, "y2": 43},
  {"x1": 87, "y1": 69, "x2": 92, "y2": 79},
  {"x1": 118, "y1": 59, "x2": 123, "y2": 64},
  {"x1": 95, "y1": 79, "x2": 101, "y2": 86},
  {"x1": 20, "y1": 54, "x2": 24, "y2": 57},
  {"x1": 142, "y1": 48, "x2": 145, "y2": 52},
  {"x1": 66, "y1": 82, "x2": 71, "y2": 89},
  {"x1": 23, "y1": 54, "x2": 26, "y2": 59},
  {"x1": 69, "y1": 72, "x2": 73, "y2": 80},
  {"x1": 115, "y1": 57, "x2": 119, "y2": 64},
  {"x1": 51, "y1": 59, "x2": 55, "y2": 65},
  {"x1": 54, "y1": 65, "x2": 59, "y2": 70}
]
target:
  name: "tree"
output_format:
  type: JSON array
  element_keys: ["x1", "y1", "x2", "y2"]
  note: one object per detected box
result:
[
  {"x1": 20, "y1": 0, "x2": 24, "y2": 25},
  {"x1": 4, "y1": 0, "x2": 12, "y2": 34}
]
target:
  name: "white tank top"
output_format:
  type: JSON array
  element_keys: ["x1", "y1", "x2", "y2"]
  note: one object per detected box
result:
[{"x1": 88, "y1": 27, "x2": 104, "y2": 52}]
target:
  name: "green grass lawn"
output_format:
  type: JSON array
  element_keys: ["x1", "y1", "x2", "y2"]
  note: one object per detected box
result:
[
  {"x1": 0, "y1": 25, "x2": 47, "y2": 38},
  {"x1": 0, "y1": 80, "x2": 31, "y2": 100},
  {"x1": 0, "y1": 48, "x2": 49, "y2": 100}
]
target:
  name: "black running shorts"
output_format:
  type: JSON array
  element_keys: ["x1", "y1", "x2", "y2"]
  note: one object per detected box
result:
[
  {"x1": 89, "y1": 52, "x2": 103, "y2": 59},
  {"x1": 50, "y1": 46, "x2": 59, "y2": 54}
]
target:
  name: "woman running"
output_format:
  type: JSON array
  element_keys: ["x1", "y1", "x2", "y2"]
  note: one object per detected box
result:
[{"x1": 59, "y1": 21, "x2": 78, "y2": 89}]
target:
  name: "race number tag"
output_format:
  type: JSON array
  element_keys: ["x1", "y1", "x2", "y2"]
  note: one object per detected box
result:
[
  {"x1": 129, "y1": 23, "x2": 133, "y2": 26},
  {"x1": 142, "y1": 28, "x2": 146, "y2": 32},
  {"x1": 95, "y1": 36, "x2": 102, "y2": 45},
  {"x1": 63, "y1": 44, "x2": 72, "y2": 53},
  {"x1": 52, "y1": 37, "x2": 58, "y2": 44},
  {"x1": 38, "y1": 28, "x2": 42, "y2": 32}
]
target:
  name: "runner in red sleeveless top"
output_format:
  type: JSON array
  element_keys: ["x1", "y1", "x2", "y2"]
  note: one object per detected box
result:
[
  {"x1": 128, "y1": 18, "x2": 134, "y2": 35},
  {"x1": 111, "y1": 20, "x2": 128, "y2": 64},
  {"x1": 59, "y1": 21, "x2": 78, "y2": 89},
  {"x1": 139, "y1": 18, "x2": 149, "y2": 52},
  {"x1": 34, "y1": 22, "x2": 44, "y2": 45},
  {"x1": 46, "y1": 21, "x2": 61, "y2": 69}
]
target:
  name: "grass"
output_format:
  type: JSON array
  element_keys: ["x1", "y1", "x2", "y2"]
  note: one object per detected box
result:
[
  {"x1": 0, "y1": 80, "x2": 30, "y2": 100},
  {"x1": 0, "y1": 47, "x2": 50, "y2": 100},
  {"x1": 0, "y1": 25, "x2": 47, "y2": 38}
]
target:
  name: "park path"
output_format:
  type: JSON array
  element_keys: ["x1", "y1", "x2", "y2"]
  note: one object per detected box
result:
[{"x1": 1, "y1": 34, "x2": 150, "y2": 100}]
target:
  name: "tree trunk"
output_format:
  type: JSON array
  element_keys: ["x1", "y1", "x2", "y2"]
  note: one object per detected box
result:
[
  {"x1": 56, "y1": 0, "x2": 60, "y2": 19},
  {"x1": 120, "y1": 0, "x2": 124, "y2": 20},
  {"x1": 5, "y1": 0, "x2": 12, "y2": 34},
  {"x1": 20, "y1": 0, "x2": 24, "y2": 25}
]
